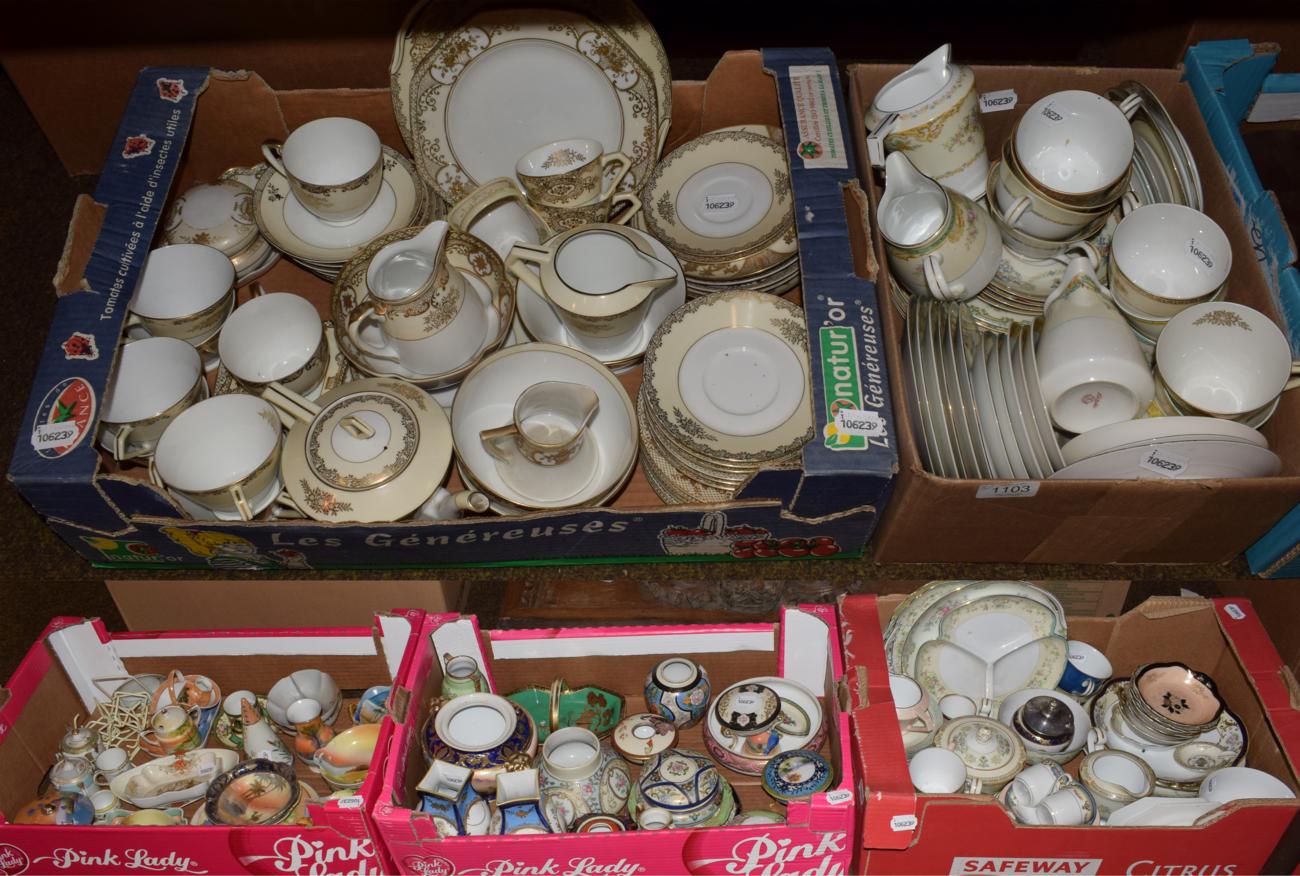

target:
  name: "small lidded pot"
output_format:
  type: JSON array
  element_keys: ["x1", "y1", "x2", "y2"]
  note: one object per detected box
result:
[
  {"x1": 714, "y1": 682, "x2": 782, "y2": 757},
  {"x1": 59, "y1": 726, "x2": 99, "y2": 762},
  {"x1": 762, "y1": 750, "x2": 833, "y2": 804},
  {"x1": 1011, "y1": 696, "x2": 1075, "y2": 753},
  {"x1": 635, "y1": 748, "x2": 729, "y2": 828},
  {"x1": 644, "y1": 658, "x2": 711, "y2": 729},
  {"x1": 611, "y1": 712, "x2": 678, "y2": 765},
  {"x1": 934, "y1": 716, "x2": 1025, "y2": 794}
]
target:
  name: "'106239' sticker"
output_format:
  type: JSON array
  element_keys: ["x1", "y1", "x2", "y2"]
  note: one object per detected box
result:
[{"x1": 31, "y1": 377, "x2": 96, "y2": 459}]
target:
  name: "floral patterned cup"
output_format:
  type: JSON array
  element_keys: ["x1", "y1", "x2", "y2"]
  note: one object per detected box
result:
[
  {"x1": 516, "y1": 139, "x2": 631, "y2": 207},
  {"x1": 262, "y1": 117, "x2": 383, "y2": 224}
]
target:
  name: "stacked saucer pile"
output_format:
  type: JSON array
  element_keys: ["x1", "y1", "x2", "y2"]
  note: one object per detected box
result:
[
  {"x1": 643, "y1": 128, "x2": 799, "y2": 298},
  {"x1": 165, "y1": 169, "x2": 279, "y2": 284},
  {"x1": 1108, "y1": 82, "x2": 1203, "y2": 211},
  {"x1": 253, "y1": 146, "x2": 439, "y2": 282},
  {"x1": 638, "y1": 291, "x2": 814, "y2": 503}
]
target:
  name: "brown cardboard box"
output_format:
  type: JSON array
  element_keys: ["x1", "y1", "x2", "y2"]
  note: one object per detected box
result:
[
  {"x1": 844, "y1": 63, "x2": 1300, "y2": 564},
  {"x1": 107, "y1": 578, "x2": 462, "y2": 629},
  {"x1": 1218, "y1": 579, "x2": 1300, "y2": 676}
]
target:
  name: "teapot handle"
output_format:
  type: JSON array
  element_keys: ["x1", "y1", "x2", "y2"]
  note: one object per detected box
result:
[{"x1": 345, "y1": 304, "x2": 403, "y2": 365}]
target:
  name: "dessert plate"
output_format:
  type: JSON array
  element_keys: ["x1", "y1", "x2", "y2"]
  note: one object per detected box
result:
[
  {"x1": 1014, "y1": 322, "x2": 1065, "y2": 471},
  {"x1": 1050, "y1": 438, "x2": 1281, "y2": 480},
  {"x1": 644, "y1": 130, "x2": 793, "y2": 267},
  {"x1": 971, "y1": 334, "x2": 1020, "y2": 478},
  {"x1": 997, "y1": 330, "x2": 1047, "y2": 479},
  {"x1": 391, "y1": 0, "x2": 671, "y2": 161},
  {"x1": 407, "y1": 9, "x2": 658, "y2": 203},
  {"x1": 254, "y1": 148, "x2": 425, "y2": 264}
]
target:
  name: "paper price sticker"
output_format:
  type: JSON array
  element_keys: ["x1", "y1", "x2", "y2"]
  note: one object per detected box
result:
[
  {"x1": 824, "y1": 789, "x2": 854, "y2": 806},
  {"x1": 31, "y1": 422, "x2": 80, "y2": 451},
  {"x1": 979, "y1": 89, "x2": 1018, "y2": 113},
  {"x1": 703, "y1": 193, "x2": 739, "y2": 216},
  {"x1": 334, "y1": 795, "x2": 365, "y2": 810},
  {"x1": 890, "y1": 814, "x2": 918, "y2": 832},
  {"x1": 975, "y1": 482, "x2": 1039, "y2": 499},
  {"x1": 834, "y1": 407, "x2": 884, "y2": 438},
  {"x1": 1223, "y1": 603, "x2": 1247, "y2": 621},
  {"x1": 1138, "y1": 446, "x2": 1191, "y2": 478}
]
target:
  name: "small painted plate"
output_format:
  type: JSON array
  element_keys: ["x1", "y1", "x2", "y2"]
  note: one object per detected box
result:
[{"x1": 762, "y1": 750, "x2": 832, "y2": 802}]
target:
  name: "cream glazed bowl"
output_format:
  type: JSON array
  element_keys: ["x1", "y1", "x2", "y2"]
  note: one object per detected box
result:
[{"x1": 451, "y1": 343, "x2": 636, "y2": 512}]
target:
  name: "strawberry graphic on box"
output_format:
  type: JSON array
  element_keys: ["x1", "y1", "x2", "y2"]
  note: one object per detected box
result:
[
  {"x1": 60, "y1": 331, "x2": 98, "y2": 361},
  {"x1": 122, "y1": 133, "x2": 155, "y2": 159},
  {"x1": 156, "y1": 77, "x2": 187, "y2": 103}
]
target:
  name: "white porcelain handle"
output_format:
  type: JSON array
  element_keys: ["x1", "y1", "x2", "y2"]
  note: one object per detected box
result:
[{"x1": 923, "y1": 255, "x2": 964, "y2": 300}]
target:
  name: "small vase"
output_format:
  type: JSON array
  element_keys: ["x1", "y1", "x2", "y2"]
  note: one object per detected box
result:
[
  {"x1": 441, "y1": 654, "x2": 489, "y2": 699},
  {"x1": 288, "y1": 698, "x2": 334, "y2": 765},
  {"x1": 491, "y1": 769, "x2": 556, "y2": 835},
  {"x1": 537, "y1": 727, "x2": 632, "y2": 830},
  {"x1": 644, "y1": 658, "x2": 711, "y2": 729},
  {"x1": 417, "y1": 760, "x2": 490, "y2": 837},
  {"x1": 241, "y1": 698, "x2": 293, "y2": 765}
]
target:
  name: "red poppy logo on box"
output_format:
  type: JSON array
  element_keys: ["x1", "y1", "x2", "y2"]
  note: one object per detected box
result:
[
  {"x1": 30, "y1": 377, "x2": 96, "y2": 459},
  {"x1": 122, "y1": 133, "x2": 155, "y2": 159},
  {"x1": 0, "y1": 844, "x2": 30, "y2": 875},
  {"x1": 156, "y1": 77, "x2": 187, "y2": 103},
  {"x1": 404, "y1": 856, "x2": 455, "y2": 876},
  {"x1": 61, "y1": 331, "x2": 99, "y2": 362}
]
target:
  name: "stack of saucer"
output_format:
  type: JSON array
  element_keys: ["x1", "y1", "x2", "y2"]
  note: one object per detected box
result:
[
  {"x1": 165, "y1": 170, "x2": 279, "y2": 284},
  {"x1": 252, "y1": 149, "x2": 439, "y2": 282},
  {"x1": 643, "y1": 128, "x2": 799, "y2": 298},
  {"x1": 638, "y1": 291, "x2": 814, "y2": 504}
]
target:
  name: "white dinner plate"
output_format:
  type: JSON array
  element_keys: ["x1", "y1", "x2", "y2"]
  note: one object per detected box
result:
[
  {"x1": 1060, "y1": 416, "x2": 1268, "y2": 466},
  {"x1": 1049, "y1": 439, "x2": 1281, "y2": 480}
]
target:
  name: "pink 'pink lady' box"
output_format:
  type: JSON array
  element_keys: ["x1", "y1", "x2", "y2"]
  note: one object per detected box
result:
[
  {"x1": 371, "y1": 606, "x2": 857, "y2": 876},
  {"x1": 0, "y1": 611, "x2": 428, "y2": 875}
]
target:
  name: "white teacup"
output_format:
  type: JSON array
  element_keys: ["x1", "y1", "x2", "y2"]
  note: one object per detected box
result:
[
  {"x1": 1034, "y1": 784, "x2": 1096, "y2": 826},
  {"x1": 262, "y1": 117, "x2": 383, "y2": 224},
  {"x1": 219, "y1": 290, "x2": 326, "y2": 397},
  {"x1": 90, "y1": 789, "x2": 119, "y2": 818},
  {"x1": 100, "y1": 337, "x2": 206, "y2": 462},
  {"x1": 152, "y1": 394, "x2": 283, "y2": 521},
  {"x1": 1013, "y1": 90, "x2": 1136, "y2": 203},
  {"x1": 93, "y1": 748, "x2": 130, "y2": 786},
  {"x1": 993, "y1": 153, "x2": 1119, "y2": 242},
  {"x1": 1009, "y1": 762, "x2": 1071, "y2": 808},
  {"x1": 1036, "y1": 257, "x2": 1154, "y2": 434},
  {"x1": 1110, "y1": 204, "x2": 1231, "y2": 319},
  {"x1": 908, "y1": 747, "x2": 966, "y2": 794},
  {"x1": 940, "y1": 694, "x2": 977, "y2": 721},
  {"x1": 1156, "y1": 301, "x2": 1299, "y2": 420},
  {"x1": 480, "y1": 381, "x2": 600, "y2": 505},
  {"x1": 890, "y1": 675, "x2": 936, "y2": 735},
  {"x1": 128, "y1": 244, "x2": 235, "y2": 343}
]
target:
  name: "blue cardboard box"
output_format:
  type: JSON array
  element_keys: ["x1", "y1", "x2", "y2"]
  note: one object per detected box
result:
[
  {"x1": 1185, "y1": 40, "x2": 1300, "y2": 577},
  {"x1": 7, "y1": 49, "x2": 898, "y2": 571}
]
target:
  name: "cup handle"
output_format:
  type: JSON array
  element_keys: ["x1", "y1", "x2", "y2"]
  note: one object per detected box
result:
[
  {"x1": 965, "y1": 777, "x2": 983, "y2": 795},
  {"x1": 137, "y1": 730, "x2": 164, "y2": 756},
  {"x1": 479, "y1": 423, "x2": 520, "y2": 463},
  {"x1": 453, "y1": 490, "x2": 490, "y2": 513},
  {"x1": 1063, "y1": 240, "x2": 1102, "y2": 271},
  {"x1": 271, "y1": 489, "x2": 306, "y2": 519},
  {"x1": 1119, "y1": 190, "x2": 1141, "y2": 217},
  {"x1": 123, "y1": 312, "x2": 144, "y2": 333},
  {"x1": 1004, "y1": 195, "x2": 1032, "y2": 227},
  {"x1": 910, "y1": 710, "x2": 937, "y2": 734},
  {"x1": 229, "y1": 484, "x2": 254, "y2": 521},
  {"x1": 609, "y1": 191, "x2": 642, "y2": 226},
  {"x1": 598, "y1": 152, "x2": 633, "y2": 198},
  {"x1": 111, "y1": 424, "x2": 135, "y2": 462},
  {"x1": 345, "y1": 303, "x2": 403, "y2": 365},
  {"x1": 259, "y1": 381, "x2": 323, "y2": 428},
  {"x1": 147, "y1": 457, "x2": 164, "y2": 489},
  {"x1": 261, "y1": 140, "x2": 289, "y2": 178},
  {"x1": 1117, "y1": 92, "x2": 1143, "y2": 120},
  {"x1": 923, "y1": 255, "x2": 963, "y2": 300},
  {"x1": 1283, "y1": 375, "x2": 1300, "y2": 393},
  {"x1": 249, "y1": 281, "x2": 268, "y2": 298},
  {"x1": 94, "y1": 772, "x2": 114, "y2": 788}
]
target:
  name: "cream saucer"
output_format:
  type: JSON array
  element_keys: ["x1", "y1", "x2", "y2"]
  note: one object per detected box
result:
[
  {"x1": 283, "y1": 180, "x2": 397, "y2": 249},
  {"x1": 170, "y1": 473, "x2": 284, "y2": 522}
]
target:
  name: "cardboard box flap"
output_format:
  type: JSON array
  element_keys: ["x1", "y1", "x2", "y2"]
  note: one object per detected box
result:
[
  {"x1": 10, "y1": 66, "x2": 206, "y2": 516},
  {"x1": 761, "y1": 48, "x2": 900, "y2": 506}
]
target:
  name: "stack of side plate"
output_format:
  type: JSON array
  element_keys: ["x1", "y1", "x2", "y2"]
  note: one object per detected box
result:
[
  {"x1": 1107, "y1": 81, "x2": 1203, "y2": 211},
  {"x1": 638, "y1": 291, "x2": 814, "y2": 504},
  {"x1": 643, "y1": 129, "x2": 799, "y2": 298},
  {"x1": 903, "y1": 298, "x2": 1064, "y2": 479}
]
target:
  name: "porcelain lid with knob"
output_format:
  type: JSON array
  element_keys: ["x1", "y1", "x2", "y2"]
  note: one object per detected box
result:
[
  {"x1": 934, "y1": 716, "x2": 1025, "y2": 787},
  {"x1": 714, "y1": 682, "x2": 780, "y2": 737},
  {"x1": 279, "y1": 377, "x2": 452, "y2": 522},
  {"x1": 637, "y1": 748, "x2": 720, "y2": 812},
  {"x1": 164, "y1": 179, "x2": 260, "y2": 256},
  {"x1": 611, "y1": 713, "x2": 677, "y2": 764}
]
